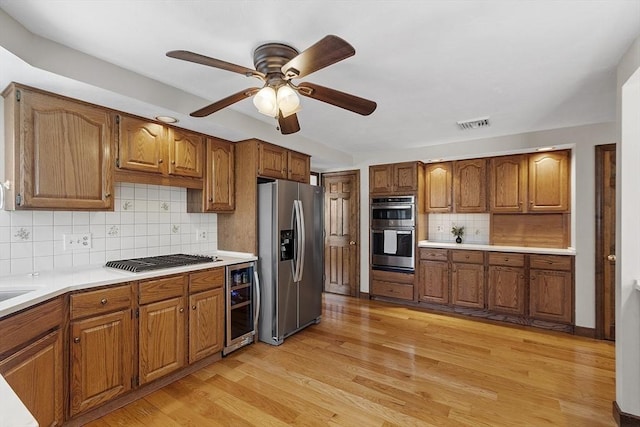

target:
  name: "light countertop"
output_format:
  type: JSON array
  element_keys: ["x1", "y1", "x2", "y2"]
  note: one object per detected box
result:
[
  {"x1": 0, "y1": 250, "x2": 257, "y2": 426},
  {"x1": 418, "y1": 240, "x2": 576, "y2": 256}
]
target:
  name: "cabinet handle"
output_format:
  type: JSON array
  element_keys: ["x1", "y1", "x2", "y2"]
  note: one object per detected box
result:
[
  {"x1": 504, "y1": 258, "x2": 509, "y2": 262},
  {"x1": 179, "y1": 308, "x2": 184, "y2": 313},
  {"x1": 192, "y1": 305, "x2": 197, "y2": 310},
  {"x1": 73, "y1": 337, "x2": 80, "y2": 344},
  {"x1": 100, "y1": 298, "x2": 108, "y2": 305},
  {"x1": 547, "y1": 261, "x2": 553, "y2": 265}
]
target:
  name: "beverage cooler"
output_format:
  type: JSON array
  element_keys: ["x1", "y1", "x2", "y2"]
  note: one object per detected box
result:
[{"x1": 223, "y1": 261, "x2": 259, "y2": 355}]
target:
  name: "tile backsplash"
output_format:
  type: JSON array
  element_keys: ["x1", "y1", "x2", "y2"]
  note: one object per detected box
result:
[
  {"x1": 0, "y1": 183, "x2": 217, "y2": 275},
  {"x1": 427, "y1": 213, "x2": 490, "y2": 244}
]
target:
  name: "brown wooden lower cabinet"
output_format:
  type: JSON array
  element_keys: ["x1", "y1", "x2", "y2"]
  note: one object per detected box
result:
[
  {"x1": 0, "y1": 330, "x2": 64, "y2": 426},
  {"x1": 0, "y1": 297, "x2": 65, "y2": 426},
  {"x1": 189, "y1": 288, "x2": 224, "y2": 363},
  {"x1": 451, "y1": 250, "x2": 485, "y2": 309},
  {"x1": 370, "y1": 269, "x2": 414, "y2": 301},
  {"x1": 412, "y1": 248, "x2": 574, "y2": 329},
  {"x1": 70, "y1": 309, "x2": 133, "y2": 416},
  {"x1": 418, "y1": 260, "x2": 449, "y2": 304}
]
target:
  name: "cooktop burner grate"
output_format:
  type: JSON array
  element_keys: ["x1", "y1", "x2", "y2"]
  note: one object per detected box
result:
[{"x1": 105, "y1": 254, "x2": 216, "y2": 273}]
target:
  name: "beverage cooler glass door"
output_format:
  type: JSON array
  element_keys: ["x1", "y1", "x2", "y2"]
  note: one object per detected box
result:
[{"x1": 224, "y1": 261, "x2": 258, "y2": 355}]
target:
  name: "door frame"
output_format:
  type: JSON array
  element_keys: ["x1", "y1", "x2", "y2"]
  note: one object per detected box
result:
[
  {"x1": 595, "y1": 143, "x2": 616, "y2": 340},
  {"x1": 321, "y1": 170, "x2": 361, "y2": 297}
]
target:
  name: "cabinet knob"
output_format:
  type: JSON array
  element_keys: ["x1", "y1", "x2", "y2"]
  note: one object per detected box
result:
[
  {"x1": 208, "y1": 198, "x2": 213, "y2": 202},
  {"x1": 179, "y1": 308, "x2": 184, "y2": 313},
  {"x1": 105, "y1": 193, "x2": 111, "y2": 198},
  {"x1": 504, "y1": 258, "x2": 509, "y2": 262},
  {"x1": 158, "y1": 159, "x2": 164, "y2": 164},
  {"x1": 73, "y1": 337, "x2": 80, "y2": 344},
  {"x1": 100, "y1": 298, "x2": 108, "y2": 305},
  {"x1": 192, "y1": 305, "x2": 197, "y2": 310},
  {"x1": 608, "y1": 254, "x2": 617, "y2": 261},
  {"x1": 520, "y1": 275, "x2": 525, "y2": 279},
  {"x1": 349, "y1": 241, "x2": 356, "y2": 245}
]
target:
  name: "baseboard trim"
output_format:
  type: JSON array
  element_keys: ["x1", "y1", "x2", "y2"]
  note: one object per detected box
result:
[
  {"x1": 613, "y1": 401, "x2": 640, "y2": 426},
  {"x1": 359, "y1": 292, "x2": 370, "y2": 299},
  {"x1": 574, "y1": 326, "x2": 597, "y2": 338}
]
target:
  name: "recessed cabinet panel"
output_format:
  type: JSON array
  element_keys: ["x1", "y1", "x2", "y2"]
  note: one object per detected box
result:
[
  {"x1": 490, "y1": 154, "x2": 527, "y2": 213},
  {"x1": 425, "y1": 162, "x2": 452, "y2": 212},
  {"x1": 451, "y1": 262, "x2": 485, "y2": 308},
  {"x1": 288, "y1": 150, "x2": 311, "y2": 183},
  {"x1": 205, "y1": 138, "x2": 235, "y2": 211},
  {"x1": 419, "y1": 260, "x2": 449, "y2": 304},
  {"x1": 529, "y1": 269, "x2": 572, "y2": 323},
  {"x1": 528, "y1": 151, "x2": 570, "y2": 212},
  {"x1": 454, "y1": 159, "x2": 487, "y2": 212},
  {"x1": 4, "y1": 84, "x2": 114, "y2": 210},
  {"x1": 257, "y1": 143, "x2": 288, "y2": 179},
  {"x1": 369, "y1": 164, "x2": 393, "y2": 194},
  {"x1": 189, "y1": 288, "x2": 224, "y2": 363},
  {"x1": 488, "y1": 266, "x2": 526, "y2": 315},
  {"x1": 169, "y1": 129, "x2": 204, "y2": 178},
  {"x1": 118, "y1": 115, "x2": 165, "y2": 174}
]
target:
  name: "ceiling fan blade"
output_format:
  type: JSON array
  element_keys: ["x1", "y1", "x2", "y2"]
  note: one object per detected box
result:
[
  {"x1": 190, "y1": 88, "x2": 260, "y2": 117},
  {"x1": 281, "y1": 35, "x2": 355, "y2": 80},
  {"x1": 278, "y1": 112, "x2": 300, "y2": 135},
  {"x1": 297, "y1": 82, "x2": 377, "y2": 116},
  {"x1": 167, "y1": 50, "x2": 265, "y2": 79}
]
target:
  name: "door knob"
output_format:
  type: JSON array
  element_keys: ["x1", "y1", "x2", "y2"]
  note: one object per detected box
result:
[
  {"x1": 607, "y1": 254, "x2": 616, "y2": 261},
  {"x1": 349, "y1": 241, "x2": 356, "y2": 245}
]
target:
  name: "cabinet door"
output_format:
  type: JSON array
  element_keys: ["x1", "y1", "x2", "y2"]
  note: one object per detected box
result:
[
  {"x1": 169, "y1": 128, "x2": 204, "y2": 178},
  {"x1": 14, "y1": 88, "x2": 114, "y2": 210},
  {"x1": 288, "y1": 151, "x2": 310, "y2": 183},
  {"x1": 139, "y1": 297, "x2": 186, "y2": 384},
  {"x1": 0, "y1": 331, "x2": 64, "y2": 427},
  {"x1": 487, "y1": 266, "x2": 526, "y2": 315},
  {"x1": 425, "y1": 162, "x2": 452, "y2": 212},
  {"x1": 189, "y1": 288, "x2": 224, "y2": 363},
  {"x1": 369, "y1": 164, "x2": 393, "y2": 194},
  {"x1": 489, "y1": 154, "x2": 527, "y2": 213},
  {"x1": 529, "y1": 269, "x2": 572, "y2": 323},
  {"x1": 70, "y1": 309, "x2": 133, "y2": 416},
  {"x1": 451, "y1": 262, "x2": 485, "y2": 308},
  {"x1": 257, "y1": 143, "x2": 288, "y2": 179},
  {"x1": 418, "y1": 260, "x2": 449, "y2": 304},
  {"x1": 528, "y1": 150, "x2": 570, "y2": 212},
  {"x1": 393, "y1": 162, "x2": 418, "y2": 193},
  {"x1": 118, "y1": 115, "x2": 166, "y2": 174},
  {"x1": 204, "y1": 138, "x2": 235, "y2": 211},
  {"x1": 454, "y1": 159, "x2": 487, "y2": 212}
]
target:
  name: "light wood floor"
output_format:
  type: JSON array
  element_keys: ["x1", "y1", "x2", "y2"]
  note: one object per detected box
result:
[{"x1": 87, "y1": 293, "x2": 616, "y2": 426}]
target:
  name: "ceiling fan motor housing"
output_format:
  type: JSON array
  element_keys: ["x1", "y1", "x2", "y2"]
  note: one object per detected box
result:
[{"x1": 253, "y1": 43, "x2": 299, "y2": 84}]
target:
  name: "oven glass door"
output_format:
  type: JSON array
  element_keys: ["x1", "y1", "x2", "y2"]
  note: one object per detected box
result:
[
  {"x1": 371, "y1": 229, "x2": 415, "y2": 271},
  {"x1": 371, "y1": 203, "x2": 415, "y2": 228}
]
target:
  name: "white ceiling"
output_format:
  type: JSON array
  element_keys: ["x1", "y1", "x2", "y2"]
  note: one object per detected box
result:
[{"x1": 0, "y1": 0, "x2": 639, "y2": 169}]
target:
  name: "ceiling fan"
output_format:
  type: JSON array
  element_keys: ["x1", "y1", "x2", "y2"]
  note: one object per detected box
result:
[{"x1": 166, "y1": 35, "x2": 377, "y2": 135}]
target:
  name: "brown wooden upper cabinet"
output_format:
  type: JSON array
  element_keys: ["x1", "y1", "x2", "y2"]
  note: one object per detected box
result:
[
  {"x1": 3, "y1": 83, "x2": 114, "y2": 210},
  {"x1": 255, "y1": 140, "x2": 310, "y2": 183},
  {"x1": 370, "y1": 162, "x2": 421, "y2": 195},
  {"x1": 425, "y1": 162, "x2": 452, "y2": 212},
  {"x1": 453, "y1": 158, "x2": 487, "y2": 213},
  {"x1": 489, "y1": 150, "x2": 569, "y2": 213},
  {"x1": 528, "y1": 150, "x2": 570, "y2": 212},
  {"x1": 187, "y1": 137, "x2": 235, "y2": 212},
  {"x1": 117, "y1": 114, "x2": 204, "y2": 179}
]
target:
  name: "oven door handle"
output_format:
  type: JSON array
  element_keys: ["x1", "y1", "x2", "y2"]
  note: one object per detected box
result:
[
  {"x1": 372, "y1": 229, "x2": 413, "y2": 234},
  {"x1": 372, "y1": 205, "x2": 412, "y2": 210}
]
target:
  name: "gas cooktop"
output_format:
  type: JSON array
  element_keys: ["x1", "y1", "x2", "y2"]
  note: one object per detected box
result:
[{"x1": 105, "y1": 254, "x2": 217, "y2": 273}]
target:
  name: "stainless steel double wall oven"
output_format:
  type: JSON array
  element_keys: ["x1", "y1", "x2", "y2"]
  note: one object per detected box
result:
[{"x1": 370, "y1": 196, "x2": 415, "y2": 272}]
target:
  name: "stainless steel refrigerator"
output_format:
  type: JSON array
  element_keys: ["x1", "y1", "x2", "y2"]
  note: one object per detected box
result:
[{"x1": 258, "y1": 180, "x2": 323, "y2": 345}]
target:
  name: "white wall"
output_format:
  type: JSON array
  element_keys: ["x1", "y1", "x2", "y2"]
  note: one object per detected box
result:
[
  {"x1": 615, "y1": 35, "x2": 640, "y2": 417},
  {"x1": 351, "y1": 121, "x2": 616, "y2": 329}
]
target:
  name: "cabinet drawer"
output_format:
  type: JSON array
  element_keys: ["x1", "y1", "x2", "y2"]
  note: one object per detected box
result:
[
  {"x1": 419, "y1": 248, "x2": 448, "y2": 261},
  {"x1": 371, "y1": 280, "x2": 414, "y2": 301},
  {"x1": 488, "y1": 252, "x2": 525, "y2": 267},
  {"x1": 70, "y1": 285, "x2": 131, "y2": 320},
  {"x1": 530, "y1": 255, "x2": 572, "y2": 271},
  {"x1": 451, "y1": 250, "x2": 484, "y2": 264},
  {"x1": 189, "y1": 268, "x2": 224, "y2": 293},
  {"x1": 139, "y1": 274, "x2": 186, "y2": 304}
]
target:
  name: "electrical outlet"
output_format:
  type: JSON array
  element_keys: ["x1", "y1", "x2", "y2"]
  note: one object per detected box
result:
[
  {"x1": 63, "y1": 233, "x2": 92, "y2": 251},
  {"x1": 196, "y1": 229, "x2": 207, "y2": 241},
  {"x1": 436, "y1": 225, "x2": 443, "y2": 232}
]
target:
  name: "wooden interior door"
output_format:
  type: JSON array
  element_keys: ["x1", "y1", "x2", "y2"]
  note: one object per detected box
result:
[
  {"x1": 596, "y1": 144, "x2": 616, "y2": 340},
  {"x1": 323, "y1": 171, "x2": 360, "y2": 296}
]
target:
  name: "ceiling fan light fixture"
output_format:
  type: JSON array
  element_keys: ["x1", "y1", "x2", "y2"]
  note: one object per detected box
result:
[
  {"x1": 277, "y1": 85, "x2": 301, "y2": 118},
  {"x1": 253, "y1": 86, "x2": 278, "y2": 116}
]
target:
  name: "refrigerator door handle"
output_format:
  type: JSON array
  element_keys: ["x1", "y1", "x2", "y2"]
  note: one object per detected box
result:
[
  {"x1": 253, "y1": 269, "x2": 261, "y2": 334},
  {"x1": 297, "y1": 199, "x2": 306, "y2": 282},
  {"x1": 293, "y1": 199, "x2": 304, "y2": 282}
]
